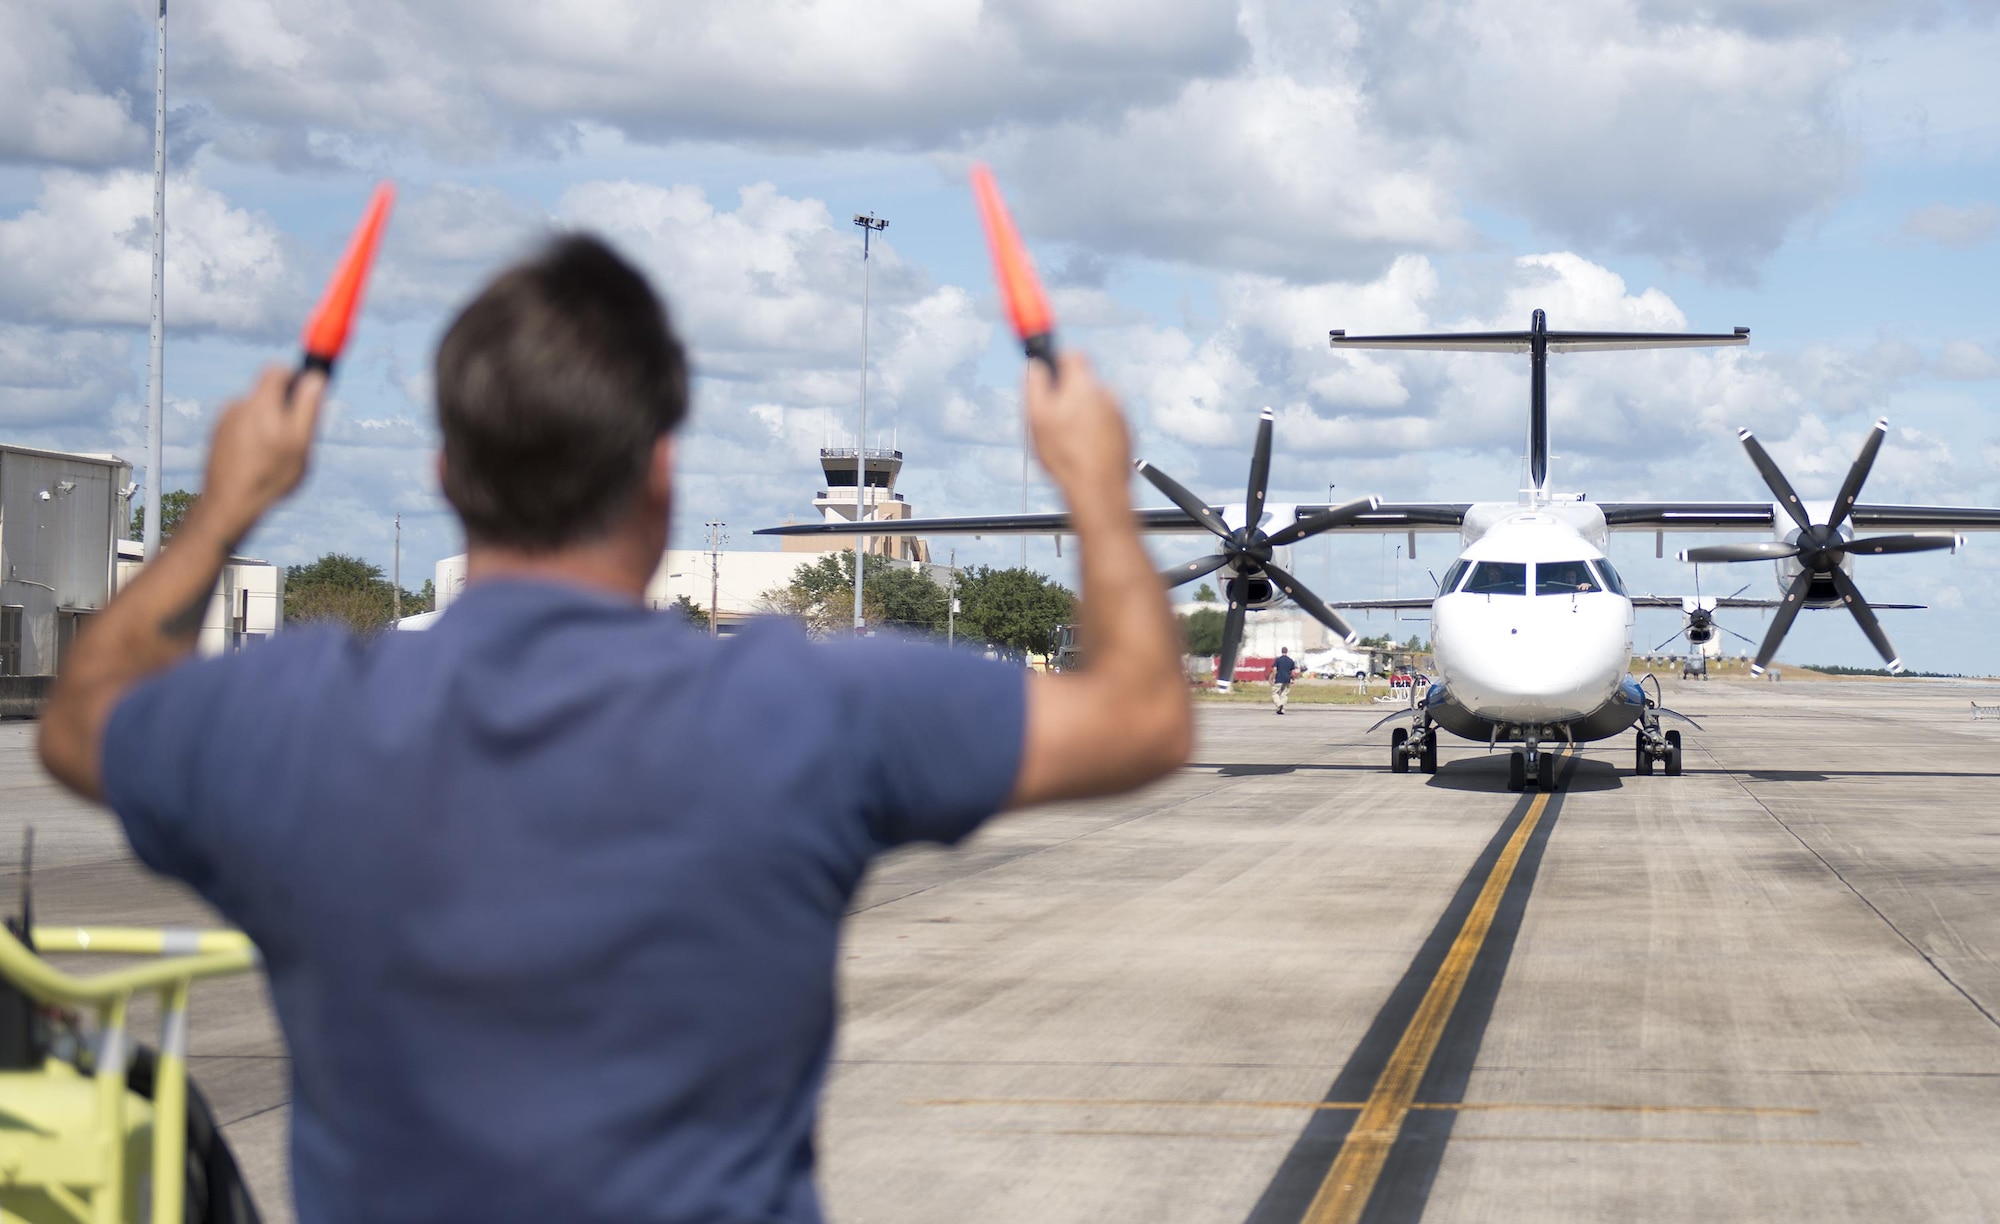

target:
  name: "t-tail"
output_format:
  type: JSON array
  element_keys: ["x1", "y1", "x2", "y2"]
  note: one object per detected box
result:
[{"x1": 1330, "y1": 310, "x2": 1749, "y2": 495}]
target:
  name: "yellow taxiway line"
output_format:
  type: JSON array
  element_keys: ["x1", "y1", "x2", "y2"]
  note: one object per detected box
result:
[{"x1": 1301, "y1": 766, "x2": 1560, "y2": 1224}]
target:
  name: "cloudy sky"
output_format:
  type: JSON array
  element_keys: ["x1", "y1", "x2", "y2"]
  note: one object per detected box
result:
[{"x1": 8, "y1": 0, "x2": 2000, "y2": 670}]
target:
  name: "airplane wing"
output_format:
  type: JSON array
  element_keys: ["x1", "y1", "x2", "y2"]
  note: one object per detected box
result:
[
  {"x1": 1628, "y1": 595, "x2": 1786, "y2": 609},
  {"x1": 1293, "y1": 502, "x2": 1471, "y2": 532},
  {"x1": 1322, "y1": 597, "x2": 1438, "y2": 610},
  {"x1": 1848, "y1": 505, "x2": 2000, "y2": 532},
  {"x1": 1597, "y1": 503, "x2": 1776, "y2": 532},
  {"x1": 755, "y1": 507, "x2": 1204, "y2": 538},
  {"x1": 754, "y1": 502, "x2": 1474, "y2": 539},
  {"x1": 1629, "y1": 595, "x2": 1924, "y2": 610}
]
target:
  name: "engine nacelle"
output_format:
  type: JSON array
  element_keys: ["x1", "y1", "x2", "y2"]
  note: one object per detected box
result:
[{"x1": 1226, "y1": 575, "x2": 1280, "y2": 609}]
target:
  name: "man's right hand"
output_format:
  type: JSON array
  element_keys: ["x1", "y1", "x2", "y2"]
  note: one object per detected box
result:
[
  {"x1": 199, "y1": 365, "x2": 327, "y2": 545},
  {"x1": 1024, "y1": 353, "x2": 1132, "y2": 515}
]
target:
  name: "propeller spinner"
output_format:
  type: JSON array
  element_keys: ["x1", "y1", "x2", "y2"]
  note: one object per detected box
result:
[
  {"x1": 1680, "y1": 420, "x2": 1960, "y2": 674},
  {"x1": 1140, "y1": 409, "x2": 1380, "y2": 687}
]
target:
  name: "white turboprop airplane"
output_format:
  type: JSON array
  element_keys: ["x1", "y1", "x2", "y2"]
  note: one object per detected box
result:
[{"x1": 758, "y1": 310, "x2": 2000, "y2": 792}]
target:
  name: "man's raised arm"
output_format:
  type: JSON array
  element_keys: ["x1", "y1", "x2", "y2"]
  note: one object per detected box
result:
[
  {"x1": 39, "y1": 368, "x2": 325, "y2": 800},
  {"x1": 1008, "y1": 354, "x2": 1193, "y2": 808}
]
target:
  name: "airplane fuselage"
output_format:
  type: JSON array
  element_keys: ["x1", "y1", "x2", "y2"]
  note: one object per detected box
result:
[{"x1": 1423, "y1": 503, "x2": 1643, "y2": 743}]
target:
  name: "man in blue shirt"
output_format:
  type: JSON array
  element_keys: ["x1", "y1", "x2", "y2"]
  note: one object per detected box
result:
[
  {"x1": 1272, "y1": 647, "x2": 1298, "y2": 714},
  {"x1": 38, "y1": 236, "x2": 1192, "y2": 1223}
]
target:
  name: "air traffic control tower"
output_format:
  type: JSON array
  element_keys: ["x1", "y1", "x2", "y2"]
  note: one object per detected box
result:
[{"x1": 779, "y1": 446, "x2": 932, "y2": 563}]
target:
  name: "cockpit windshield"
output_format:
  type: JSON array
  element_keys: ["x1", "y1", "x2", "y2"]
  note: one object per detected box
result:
[
  {"x1": 1590, "y1": 558, "x2": 1627, "y2": 596},
  {"x1": 1534, "y1": 560, "x2": 1599, "y2": 596},
  {"x1": 1439, "y1": 559, "x2": 1471, "y2": 594},
  {"x1": 1461, "y1": 561, "x2": 1527, "y2": 596}
]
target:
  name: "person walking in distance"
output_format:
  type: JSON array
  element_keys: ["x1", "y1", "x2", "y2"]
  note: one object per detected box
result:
[
  {"x1": 1272, "y1": 646, "x2": 1297, "y2": 714},
  {"x1": 37, "y1": 235, "x2": 1193, "y2": 1224}
]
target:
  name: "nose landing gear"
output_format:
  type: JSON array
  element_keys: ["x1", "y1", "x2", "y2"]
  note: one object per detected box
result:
[
  {"x1": 1390, "y1": 720, "x2": 1439, "y2": 775},
  {"x1": 1506, "y1": 744, "x2": 1558, "y2": 792}
]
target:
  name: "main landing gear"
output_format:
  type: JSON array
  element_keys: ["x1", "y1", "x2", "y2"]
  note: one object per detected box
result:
[
  {"x1": 1390, "y1": 721, "x2": 1439, "y2": 775},
  {"x1": 1635, "y1": 727, "x2": 1682, "y2": 776},
  {"x1": 1632, "y1": 672, "x2": 1684, "y2": 777},
  {"x1": 1505, "y1": 744, "x2": 1557, "y2": 793}
]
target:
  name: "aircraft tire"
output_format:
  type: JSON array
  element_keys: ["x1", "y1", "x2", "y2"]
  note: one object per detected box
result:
[
  {"x1": 1390, "y1": 728, "x2": 1410, "y2": 774},
  {"x1": 1420, "y1": 737, "x2": 1438, "y2": 774},
  {"x1": 1537, "y1": 751, "x2": 1555, "y2": 792},
  {"x1": 1506, "y1": 751, "x2": 1525, "y2": 792},
  {"x1": 1635, "y1": 733, "x2": 1654, "y2": 777},
  {"x1": 1664, "y1": 729, "x2": 1683, "y2": 777}
]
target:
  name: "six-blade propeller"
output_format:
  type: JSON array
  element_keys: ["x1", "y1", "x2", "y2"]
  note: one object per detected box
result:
[
  {"x1": 1680, "y1": 420, "x2": 1959, "y2": 674},
  {"x1": 1140, "y1": 409, "x2": 1380, "y2": 687}
]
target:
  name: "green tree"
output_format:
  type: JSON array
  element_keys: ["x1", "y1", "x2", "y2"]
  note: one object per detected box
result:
[
  {"x1": 130, "y1": 489, "x2": 199, "y2": 541},
  {"x1": 954, "y1": 566, "x2": 1075, "y2": 662},
  {"x1": 869, "y1": 563, "x2": 949, "y2": 634},
  {"x1": 1178, "y1": 607, "x2": 1226, "y2": 655},
  {"x1": 671, "y1": 593, "x2": 709, "y2": 630},
  {"x1": 759, "y1": 551, "x2": 950, "y2": 639},
  {"x1": 1193, "y1": 582, "x2": 1218, "y2": 603},
  {"x1": 284, "y1": 553, "x2": 429, "y2": 633}
]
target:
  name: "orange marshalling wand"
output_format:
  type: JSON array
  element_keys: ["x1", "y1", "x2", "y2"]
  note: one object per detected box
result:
[
  {"x1": 299, "y1": 181, "x2": 395, "y2": 379},
  {"x1": 970, "y1": 164, "x2": 1057, "y2": 371}
]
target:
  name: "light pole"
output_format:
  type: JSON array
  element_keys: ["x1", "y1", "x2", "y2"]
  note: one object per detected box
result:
[
  {"x1": 392, "y1": 512, "x2": 402, "y2": 621},
  {"x1": 705, "y1": 520, "x2": 726, "y2": 638},
  {"x1": 143, "y1": 0, "x2": 167, "y2": 561},
  {"x1": 852, "y1": 212, "x2": 887, "y2": 637}
]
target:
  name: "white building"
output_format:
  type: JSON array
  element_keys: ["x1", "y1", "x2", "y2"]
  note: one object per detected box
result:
[
  {"x1": 430, "y1": 445, "x2": 946, "y2": 634},
  {"x1": 1174, "y1": 599, "x2": 1377, "y2": 672},
  {"x1": 115, "y1": 541, "x2": 284, "y2": 656}
]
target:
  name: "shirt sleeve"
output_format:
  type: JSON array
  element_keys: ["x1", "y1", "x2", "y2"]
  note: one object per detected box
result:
[
  {"x1": 99, "y1": 634, "x2": 332, "y2": 896},
  {"x1": 823, "y1": 638, "x2": 1028, "y2": 849}
]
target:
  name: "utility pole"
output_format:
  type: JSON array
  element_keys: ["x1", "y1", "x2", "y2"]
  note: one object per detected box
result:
[
  {"x1": 142, "y1": 0, "x2": 167, "y2": 561},
  {"x1": 852, "y1": 212, "x2": 887, "y2": 637},
  {"x1": 706, "y1": 520, "x2": 726, "y2": 638},
  {"x1": 392, "y1": 513, "x2": 402, "y2": 621},
  {"x1": 946, "y1": 547, "x2": 958, "y2": 648}
]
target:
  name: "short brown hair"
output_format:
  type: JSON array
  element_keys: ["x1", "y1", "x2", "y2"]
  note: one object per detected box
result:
[{"x1": 436, "y1": 235, "x2": 688, "y2": 550}]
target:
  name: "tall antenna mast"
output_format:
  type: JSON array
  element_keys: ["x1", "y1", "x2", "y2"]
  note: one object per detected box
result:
[{"x1": 143, "y1": 0, "x2": 168, "y2": 559}]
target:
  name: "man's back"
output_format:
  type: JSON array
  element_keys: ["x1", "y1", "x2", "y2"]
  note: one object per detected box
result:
[{"x1": 104, "y1": 581, "x2": 1024, "y2": 1222}]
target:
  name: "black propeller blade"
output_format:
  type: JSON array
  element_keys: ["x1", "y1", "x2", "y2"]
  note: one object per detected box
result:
[
  {"x1": 1135, "y1": 461, "x2": 1232, "y2": 540},
  {"x1": 1217, "y1": 596, "x2": 1247, "y2": 690},
  {"x1": 1842, "y1": 533, "x2": 1960, "y2": 556},
  {"x1": 1264, "y1": 496, "x2": 1381, "y2": 547},
  {"x1": 1827, "y1": 419, "x2": 1886, "y2": 530},
  {"x1": 1681, "y1": 540, "x2": 1799, "y2": 563},
  {"x1": 1242, "y1": 410, "x2": 1274, "y2": 539},
  {"x1": 1690, "y1": 422, "x2": 1949, "y2": 675},
  {"x1": 1752, "y1": 569, "x2": 1816, "y2": 673},
  {"x1": 1160, "y1": 553, "x2": 1230, "y2": 588},
  {"x1": 1266, "y1": 562, "x2": 1357, "y2": 644},
  {"x1": 1144, "y1": 412, "x2": 1375, "y2": 688}
]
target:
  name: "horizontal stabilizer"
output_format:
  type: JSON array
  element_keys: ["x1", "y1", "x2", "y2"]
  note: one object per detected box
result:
[{"x1": 1329, "y1": 327, "x2": 1749, "y2": 354}]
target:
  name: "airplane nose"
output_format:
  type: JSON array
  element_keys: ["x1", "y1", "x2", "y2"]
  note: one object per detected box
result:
[{"x1": 1436, "y1": 596, "x2": 1625, "y2": 720}]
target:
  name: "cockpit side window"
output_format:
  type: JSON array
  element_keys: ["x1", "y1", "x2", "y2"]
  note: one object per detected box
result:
[
  {"x1": 1461, "y1": 561, "x2": 1527, "y2": 596},
  {"x1": 1535, "y1": 560, "x2": 1599, "y2": 596},
  {"x1": 1439, "y1": 559, "x2": 1471, "y2": 594},
  {"x1": 1589, "y1": 558, "x2": 1627, "y2": 596}
]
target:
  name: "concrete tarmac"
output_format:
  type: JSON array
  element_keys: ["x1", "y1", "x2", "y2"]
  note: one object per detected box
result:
[{"x1": 5, "y1": 676, "x2": 2000, "y2": 1222}]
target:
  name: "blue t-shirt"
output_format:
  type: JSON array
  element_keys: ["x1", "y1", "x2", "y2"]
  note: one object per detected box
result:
[
  {"x1": 1272, "y1": 655, "x2": 1297, "y2": 684},
  {"x1": 101, "y1": 579, "x2": 1026, "y2": 1224}
]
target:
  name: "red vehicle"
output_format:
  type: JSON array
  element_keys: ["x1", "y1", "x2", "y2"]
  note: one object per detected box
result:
[{"x1": 1219, "y1": 656, "x2": 1276, "y2": 683}]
